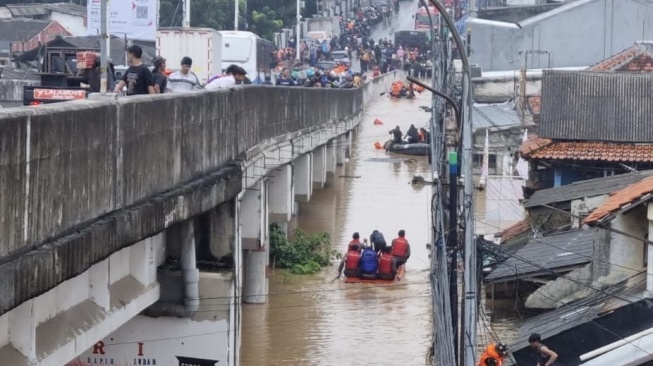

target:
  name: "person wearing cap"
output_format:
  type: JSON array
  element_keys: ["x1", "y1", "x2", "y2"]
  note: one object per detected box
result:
[
  {"x1": 151, "y1": 56, "x2": 167, "y2": 94},
  {"x1": 528, "y1": 333, "x2": 558, "y2": 366},
  {"x1": 167, "y1": 56, "x2": 201, "y2": 92},
  {"x1": 205, "y1": 64, "x2": 246, "y2": 90}
]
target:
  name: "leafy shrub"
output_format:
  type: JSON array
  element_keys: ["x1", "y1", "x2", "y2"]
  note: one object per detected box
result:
[{"x1": 269, "y1": 223, "x2": 337, "y2": 274}]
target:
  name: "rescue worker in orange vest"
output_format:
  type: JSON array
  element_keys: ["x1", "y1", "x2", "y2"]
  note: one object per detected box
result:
[
  {"x1": 390, "y1": 81, "x2": 403, "y2": 97},
  {"x1": 337, "y1": 244, "x2": 362, "y2": 278},
  {"x1": 377, "y1": 246, "x2": 397, "y2": 280},
  {"x1": 478, "y1": 342, "x2": 508, "y2": 366},
  {"x1": 348, "y1": 232, "x2": 364, "y2": 252},
  {"x1": 391, "y1": 229, "x2": 411, "y2": 268}
]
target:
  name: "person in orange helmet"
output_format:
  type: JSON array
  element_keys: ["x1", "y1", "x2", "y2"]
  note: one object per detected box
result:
[{"x1": 478, "y1": 342, "x2": 509, "y2": 366}]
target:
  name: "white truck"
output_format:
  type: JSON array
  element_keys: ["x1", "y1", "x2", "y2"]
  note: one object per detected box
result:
[
  {"x1": 307, "y1": 17, "x2": 341, "y2": 39},
  {"x1": 156, "y1": 27, "x2": 222, "y2": 84}
]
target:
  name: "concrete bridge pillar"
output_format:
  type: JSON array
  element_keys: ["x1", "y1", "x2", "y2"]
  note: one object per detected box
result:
[
  {"x1": 294, "y1": 153, "x2": 313, "y2": 203},
  {"x1": 269, "y1": 164, "x2": 293, "y2": 224},
  {"x1": 241, "y1": 180, "x2": 269, "y2": 304},
  {"x1": 336, "y1": 134, "x2": 347, "y2": 165},
  {"x1": 312, "y1": 145, "x2": 327, "y2": 189},
  {"x1": 326, "y1": 140, "x2": 337, "y2": 177},
  {"x1": 208, "y1": 200, "x2": 236, "y2": 262}
]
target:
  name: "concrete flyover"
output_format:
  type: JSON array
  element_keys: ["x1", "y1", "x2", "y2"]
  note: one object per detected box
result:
[{"x1": 0, "y1": 71, "x2": 398, "y2": 366}]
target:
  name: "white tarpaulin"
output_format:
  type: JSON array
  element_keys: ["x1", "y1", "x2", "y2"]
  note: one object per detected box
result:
[
  {"x1": 87, "y1": 0, "x2": 158, "y2": 41},
  {"x1": 485, "y1": 176, "x2": 525, "y2": 223}
]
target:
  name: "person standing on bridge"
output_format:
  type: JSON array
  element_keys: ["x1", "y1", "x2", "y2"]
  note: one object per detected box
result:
[
  {"x1": 167, "y1": 56, "x2": 201, "y2": 92},
  {"x1": 113, "y1": 45, "x2": 154, "y2": 95}
]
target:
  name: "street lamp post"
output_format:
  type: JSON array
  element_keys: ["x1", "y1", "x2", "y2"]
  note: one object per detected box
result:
[
  {"x1": 296, "y1": 0, "x2": 301, "y2": 61},
  {"x1": 100, "y1": 0, "x2": 109, "y2": 94}
]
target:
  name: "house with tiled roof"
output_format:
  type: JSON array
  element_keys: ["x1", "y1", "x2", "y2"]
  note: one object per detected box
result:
[{"x1": 521, "y1": 70, "x2": 653, "y2": 191}]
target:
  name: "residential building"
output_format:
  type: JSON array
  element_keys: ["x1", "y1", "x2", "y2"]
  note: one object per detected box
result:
[
  {"x1": 508, "y1": 174, "x2": 653, "y2": 365},
  {"x1": 469, "y1": 0, "x2": 653, "y2": 72},
  {"x1": 521, "y1": 71, "x2": 653, "y2": 190},
  {"x1": 0, "y1": 3, "x2": 87, "y2": 36},
  {"x1": 0, "y1": 18, "x2": 70, "y2": 55}
]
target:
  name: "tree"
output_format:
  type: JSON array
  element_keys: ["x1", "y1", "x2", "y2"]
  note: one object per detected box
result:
[{"x1": 249, "y1": 6, "x2": 283, "y2": 41}]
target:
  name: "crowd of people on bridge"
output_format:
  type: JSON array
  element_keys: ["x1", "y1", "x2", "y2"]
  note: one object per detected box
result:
[{"x1": 337, "y1": 230, "x2": 411, "y2": 280}]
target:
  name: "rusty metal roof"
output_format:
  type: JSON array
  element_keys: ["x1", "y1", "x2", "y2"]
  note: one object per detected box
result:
[{"x1": 540, "y1": 71, "x2": 653, "y2": 143}]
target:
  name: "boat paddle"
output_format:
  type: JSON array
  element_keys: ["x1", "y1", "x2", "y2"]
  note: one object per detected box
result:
[{"x1": 329, "y1": 273, "x2": 341, "y2": 283}]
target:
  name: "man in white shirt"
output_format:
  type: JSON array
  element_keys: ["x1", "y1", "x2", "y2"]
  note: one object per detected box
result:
[
  {"x1": 205, "y1": 65, "x2": 247, "y2": 90},
  {"x1": 167, "y1": 56, "x2": 201, "y2": 92}
]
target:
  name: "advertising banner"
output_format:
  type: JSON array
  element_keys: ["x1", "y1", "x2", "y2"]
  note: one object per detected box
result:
[{"x1": 87, "y1": 0, "x2": 158, "y2": 41}]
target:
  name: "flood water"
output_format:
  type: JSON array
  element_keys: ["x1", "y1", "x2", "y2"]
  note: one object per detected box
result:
[
  {"x1": 241, "y1": 82, "x2": 434, "y2": 366},
  {"x1": 240, "y1": 2, "x2": 522, "y2": 363}
]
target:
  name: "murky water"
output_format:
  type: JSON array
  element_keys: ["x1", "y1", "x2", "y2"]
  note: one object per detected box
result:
[
  {"x1": 241, "y1": 83, "x2": 434, "y2": 366},
  {"x1": 240, "y1": 2, "x2": 522, "y2": 363}
]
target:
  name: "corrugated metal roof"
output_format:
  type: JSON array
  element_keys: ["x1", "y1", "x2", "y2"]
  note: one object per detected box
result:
[
  {"x1": 485, "y1": 228, "x2": 596, "y2": 282},
  {"x1": 472, "y1": 103, "x2": 521, "y2": 131},
  {"x1": 0, "y1": 18, "x2": 51, "y2": 42},
  {"x1": 5, "y1": 4, "x2": 48, "y2": 17},
  {"x1": 540, "y1": 71, "x2": 653, "y2": 143},
  {"x1": 43, "y1": 3, "x2": 86, "y2": 17},
  {"x1": 510, "y1": 272, "x2": 647, "y2": 352},
  {"x1": 524, "y1": 170, "x2": 653, "y2": 208}
]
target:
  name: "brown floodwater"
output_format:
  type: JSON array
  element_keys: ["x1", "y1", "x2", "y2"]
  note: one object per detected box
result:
[{"x1": 241, "y1": 87, "x2": 435, "y2": 366}]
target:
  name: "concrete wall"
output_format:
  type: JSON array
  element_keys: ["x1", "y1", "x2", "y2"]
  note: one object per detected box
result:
[
  {"x1": 470, "y1": 0, "x2": 653, "y2": 71},
  {"x1": 608, "y1": 205, "x2": 648, "y2": 280},
  {"x1": 0, "y1": 72, "x2": 398, "y2": 316},
  {"x1": 0, "y1": 79, "x2": 38, "y2": 104}
]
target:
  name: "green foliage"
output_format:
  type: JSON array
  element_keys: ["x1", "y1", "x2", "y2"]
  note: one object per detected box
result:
[
  {"x1": 250, "y1": 6, "x2": 284, "y2": 41},
  {"x1": 269, "y1": 223, "x2": 337, "y2": 275}
]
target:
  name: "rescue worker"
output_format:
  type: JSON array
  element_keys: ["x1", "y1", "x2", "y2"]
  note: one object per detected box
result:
[
  {"x1": 377, "y1": 246, "x2": 397, "y2": 280},
  {"x1": 405, "y1": 124, "x2": 419, "y2": 144},
  {"x1": 390, "y1": 81, "x2": 403, "y2": 97},
  {"x1": 348, "y1": 232, "x2": 364, "y2": 252},
  {"x1": 370, "y1": 230, "x2": 387, "y2": 253},
  {"x1": 389, "y1": 126, "x2": 403, "y2": 144},
  {"x1": 419, "y1": 127, "x2": 431, "y2": 144},
  {"x1": 478, "y1": 342, "x2": 509, "y2": 366},
  {"x1": 337, "y1": 244, "x2": 362, "y2": 278},
  {"x1": 528, "y1": 333, "x2": 559, "y2": 366},
  {"x1": 359, "y1": 244, "x2": 379, "y2": 279},
  {"x1": 391, "y1": 230, "x2": 411, "y2": 268}
]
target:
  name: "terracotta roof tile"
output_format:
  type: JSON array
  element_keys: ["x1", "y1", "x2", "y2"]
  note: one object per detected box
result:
[
  {"x1": 583, "y1": 175, "x2": 653, "y2": 224},
  {"x1": 520, "y1": 134, "x2": 553, "y2": 156},
  {"x1": 521, "y1": 141, "x2": 653, "y2": 162},
  {"x1": 588, "y1": 42, "x2": 653, "y2": 72},
  {"x1": 497, "y1": 219, "x2": 531, "y2": 243}
]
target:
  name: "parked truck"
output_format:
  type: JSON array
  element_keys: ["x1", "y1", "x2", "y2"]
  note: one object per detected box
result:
[
  {"x1": 23, "y1": 46, "x2": 94, "y2": 106},
  {"x1": 156, "y1": 27, "x2": 222, "y2": 84},
  {"x1": 307, "y1": 17, "x2": 341, "y2": 39}
]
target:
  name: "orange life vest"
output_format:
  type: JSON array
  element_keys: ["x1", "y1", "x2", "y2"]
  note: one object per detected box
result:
[
  {"x1": 378, "y1": 253, "x2": 394, "y2": 274},
  {"x1": 391, "y1": 82, "x2": 402, "y2": 95},
  {"x1": 348, "y1": 239, "x2": 362, "y2": 252},
  {"x1": 345, "y1": 251, "x2": 361, "y2": 270},
  {"x1": 391, "y1": 237, "x2": 408, "y2": 257},
  {"x1": 478, "y1": 344, "x2": 503, "y2": 366}
]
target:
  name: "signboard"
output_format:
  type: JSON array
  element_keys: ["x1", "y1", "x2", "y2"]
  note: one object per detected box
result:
[
  {"x1": 87, "y1": 0, "x2": 158, "y2": 41},
  {"x1": 65, "y1": 315, "x2": 228, "y2": 366},
  {"x1": 33, "y1": 89, "x2": 87, "y2": 100}
]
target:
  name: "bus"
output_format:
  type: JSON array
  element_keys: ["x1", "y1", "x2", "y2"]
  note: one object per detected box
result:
[
  {"x1": 219, "y1": 31, "x2": 275, "y2": 84},
  {"x1": 414, "y1": 6, "x2": 440, "y2": 32}
]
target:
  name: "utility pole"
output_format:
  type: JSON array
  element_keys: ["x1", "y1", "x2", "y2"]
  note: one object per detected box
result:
[
  {"x1": 234, "y1": 0, "x2": 239, "y2": 30},
  {"x1": 427, "y1": 1, "x2": 476, "y2": 364},
  {"x1": 296, "y1": 0, "x2": 301, "y2": 61},
  {"x1": 182, "y1": 0, "x2": 190, "y2": 28},
  {"x1": 99, "y1": 0, "x2": 109, "y2": 93}
]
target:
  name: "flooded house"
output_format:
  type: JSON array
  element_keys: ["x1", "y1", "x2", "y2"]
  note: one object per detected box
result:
[{"x1": 508, "y1": 174, "x2": 653, "y2": 365}]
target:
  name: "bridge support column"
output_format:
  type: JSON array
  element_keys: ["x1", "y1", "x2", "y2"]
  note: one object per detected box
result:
[
  {"x1": 7, "y1": 300, "x2": 36, "y2": 362},
  {"x1": 269, "y1": 164, "x2": 293, "y2": 224},
  {"x1": 208, "y1": 200, "x2": 236, "y2": 262},
  {"x1": 241, "y1": 180, "x2": 269, "y2": 304},
  {"x1": 326, "y1": 140, "x2": 337, "y2": 177},
  {"x1": 312, "y1": 145, "x2": 327, "y2": 189},
  {"x1": 336, "y1": 134, "x2": 347, "y2": 165},
  {"x1": 294, "y1": 153, "x2": 312, "y2": 203}
]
